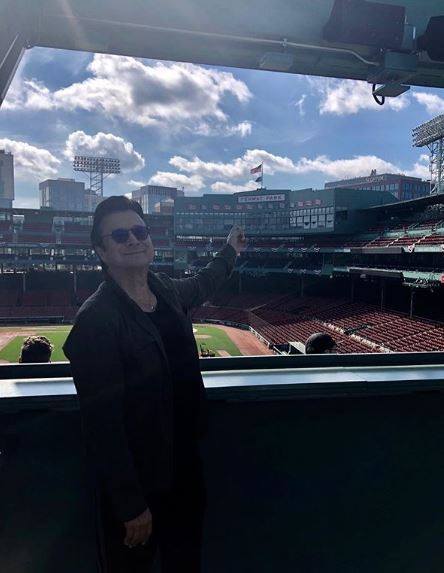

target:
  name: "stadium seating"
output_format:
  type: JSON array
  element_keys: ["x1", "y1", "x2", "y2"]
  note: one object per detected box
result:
[
  {"x1": 416, "y1": 234, "x2": 444, "y2": 246},
  {"x1": 21, "y1": 291, "x2": 49, "y2": 306},
  {"x1": 0, "y1": 290, "x2": 18, "y2": 307},
  {"x1": 63, "y1": 223, "x2": 91, "y2": 233},
  {"x1": 175, "y1": 238, "x2": 209, "y2": 247},
  {"x1": 192, "y1": 293, "x2": 444, "y2": 354},
  {"x1": 22, "y1": 221, "x2": 53, "y2": 232},
  {"x1": 18, "y1": 233, "x2": 54, "y2": 243},
  {"x1": 48, "y1": 290, "x2": 72, "y2": 306},
  {"x1": 75, "y1": 289, "x2": 95, "y2": 304},
  {"x1": 153, "y1": 239, "x2": 171, "y2": 247},
  {"x1": 61, "y1": 236, "x2": 90, "y2": 245}
]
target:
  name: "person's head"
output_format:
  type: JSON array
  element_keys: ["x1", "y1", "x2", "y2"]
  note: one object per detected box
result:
[
  {"x1": 19, "y1": 335, "x2": 53, "y2": 363},
  {"x1": 90, "y1": 196, "x2": 154, "y2": 275},
  {"x1": 305, "y1": 332, "x2": 337, "y2": 354}
]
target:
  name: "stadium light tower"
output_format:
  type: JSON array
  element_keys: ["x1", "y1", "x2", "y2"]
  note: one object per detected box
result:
[
  {"x1": 412, "y1": 115, "x2": 444, "y2": 195},
  {"x1": 73, "y1": 156, "x2": 121, "y2": 196}
]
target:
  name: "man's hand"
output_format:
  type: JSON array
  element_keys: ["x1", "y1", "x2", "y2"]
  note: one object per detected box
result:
[
  {"x1": 124, "y1": 506, "x2": 152, "y2": 548},
  {"x1": 227, "y1": 225, "x2": 247, "y2": 255}
]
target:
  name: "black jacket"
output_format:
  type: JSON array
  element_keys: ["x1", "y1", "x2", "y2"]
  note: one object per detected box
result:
[{"x1": 63, "y1": 244, "x2": 236, "y2": 522}]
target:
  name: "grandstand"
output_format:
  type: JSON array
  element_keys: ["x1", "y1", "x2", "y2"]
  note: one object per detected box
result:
[
  {"x1": 1, "y1": 190, "x2": 443, "y2": 351},
  {"x1": 191, "y1": 294, "x2": 444, "y2": 354}
]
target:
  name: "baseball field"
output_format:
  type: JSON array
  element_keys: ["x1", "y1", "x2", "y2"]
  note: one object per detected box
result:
[{"x1": 0, "y1": 323, "x2": 251, "y2": 363}]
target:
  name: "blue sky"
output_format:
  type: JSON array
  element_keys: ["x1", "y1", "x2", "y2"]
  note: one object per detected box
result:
[{"x1": 1, "y1": 47, "x2": 444, "y2": 208}]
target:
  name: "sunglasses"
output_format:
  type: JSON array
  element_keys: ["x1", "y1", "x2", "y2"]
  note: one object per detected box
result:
[{"x1": 102, "y1": 225, "x2": 151, "y2": 244}]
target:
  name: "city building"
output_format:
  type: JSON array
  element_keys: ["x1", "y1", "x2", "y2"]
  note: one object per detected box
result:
[
  {"x1": 83, "y1": 191, "x2": 104, "y2": 212},
  {"x1": 155, "y1": 198, "x2": 174, "y2": 215},
  {"x1": 131, "y1": 184, "x2": 184, "y2": 214},
  {"x1": 0, "y1": 150, "x2": 14, "y2": 209},
  {"x1": 39, "y1": 178, "x2": 92, "y2": 211},
  {"x1": 325, "y1": 171, "x2": 430, "y2": 201}
]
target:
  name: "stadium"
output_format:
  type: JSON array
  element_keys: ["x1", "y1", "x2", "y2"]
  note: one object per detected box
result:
[
  {"x1": 1, "y1": 180, "x2": 444, "y2": 360},
  {"x1": 2, "y1": 1, "x2": 444, "y2": 572}
]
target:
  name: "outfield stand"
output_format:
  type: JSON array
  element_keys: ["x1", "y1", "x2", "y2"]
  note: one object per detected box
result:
[
  {"x1": 175, "y1": 238, "x2": 209, "y2": 247},
  {"x1": 76, "y1": 289, "x2": 95, "y2": 304},
  {"x1": 18, "y1": 233, "x2": 54, "y2": 243},
  {"x1": 154, "y1": 239, "x2": 171, "y2": 247},
  {"x1": 22, "y1": 222, "x2": 52, "y2": 232},
  {"x1": 0, "y1": 286, "x2": 84, "y2": 323},
  {"x1": 0, "y1": 290, "x2": 18, "y2": 306},
  {"x1": 21, "y1": 291, "x2": 49, "y2": 306},
  {"x1": 48, "y1": 290, "x2": 72, "y2": 306},
  {"x1": 61, "y1": 236, "x2": 90, "y2": 245}
]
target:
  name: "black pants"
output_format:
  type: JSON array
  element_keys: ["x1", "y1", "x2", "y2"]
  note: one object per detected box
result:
[{"x1": 99, "y1": 453, "x2": 206, "y2": 573}]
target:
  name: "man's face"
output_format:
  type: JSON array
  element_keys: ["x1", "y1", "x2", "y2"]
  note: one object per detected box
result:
[{"x1": 96, "y1": 210, "x2": 154, "y2": 272}]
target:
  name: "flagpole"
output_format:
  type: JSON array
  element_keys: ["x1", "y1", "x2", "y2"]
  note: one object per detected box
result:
[{"x1": 262, "y1": 163, "x2": 264, "y2": 190}]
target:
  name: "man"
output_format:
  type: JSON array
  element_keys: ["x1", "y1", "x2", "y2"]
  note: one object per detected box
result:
[
  {"x1": 305, "y1": 332, "x2": 337, "y2": 354},
  {"x1": 63, "y1": 195, "x2": 246, "y2": 572},
  {"x1": 19, "y1": 335, "x2": 53, "y2": 363}
]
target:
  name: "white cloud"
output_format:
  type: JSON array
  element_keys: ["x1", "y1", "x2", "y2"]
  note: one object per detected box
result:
[
  {"x1": 167, "y1": 148, "x2": 432, "y2": 189},
  {"x1": 13, "y1": 196, "x2": 40, "y2": 209},
  {"x1": 64, "y1": 131, "x2": 145, "y2": 173},
  {"x1": 211, "y1": 180, "x2": 258, "y2": 193},
  {"x1": 137, "y1": 148, "x2": 430, "y2": 196},
  {"x1": 193, "y1": 120, "x2": 252, "y2": 138},
  {"x1": 308, "y1": 78, "x2": 410, "y2": 116},
  {"x1": 169, "y1": 149, "x2": 399, "y2": 182},
  {"x1": 292, "y1": 155, "x2": 399, "y2": 180},
  {"x1": 294, "y1": 94, "x2": 307, "y2": 116},
  {"x1": 169, "y1": 149, "x2": 298, "y2": 181},
  {"x1": 404, "y1": 153, "x2": 430, "y2": 179},
  {"x1": 3, "y1": 79, "x2": 54, "y2": 111},
  {"x1": 4, "y1": 54, "x2": 252, "y2": 136},
  {"x1": 0, "y1": 138, "x2": 60, "y2": 180},
  {"x1": 148, "y1": 171, "x2": 204, "y2": 192},
  {"x1": 412, "y1": 92, "x2": 444, "y2": 115},
  {"x1": 127, "y1": 179, "x2": 147, "y2": 188},
  {"x1": 227, "y1": 121, "x2": 252, "y2": 137}
]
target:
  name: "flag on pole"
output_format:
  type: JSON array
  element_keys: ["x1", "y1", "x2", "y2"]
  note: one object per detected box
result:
[
  {"x1": 255, "y1": 176, "x2": 263, "y2": 183},
  {"x1": 250, "y1": 163, "x2": 262, "y2": 174}
]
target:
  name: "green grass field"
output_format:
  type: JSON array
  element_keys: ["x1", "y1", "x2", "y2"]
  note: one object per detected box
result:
[
  {"x1": 194, "y1": 324, "x2": 241, "y2": 357},
  {"x1": 0, "y1": 323, "x2": 240, "y2": 363}
]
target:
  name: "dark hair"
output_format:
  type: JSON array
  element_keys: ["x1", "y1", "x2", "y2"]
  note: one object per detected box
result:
[
  {"x1": 305, "y1": 332, "x2": 336, "y2": 354},
  {"x1": 90, "y1": 195, "x2": 145, "y2": 272},
  {"x1": 20, "y1": 335, "x2": 53, "y2": 363}
]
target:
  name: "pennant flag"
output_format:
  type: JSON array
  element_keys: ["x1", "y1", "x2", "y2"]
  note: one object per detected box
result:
[
  {"x1": 250, "y1": 163, "x2": 262, "y2": 174},
  {"x1": 255, "y1": 176, "x2": 263, "y2": 183}
]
